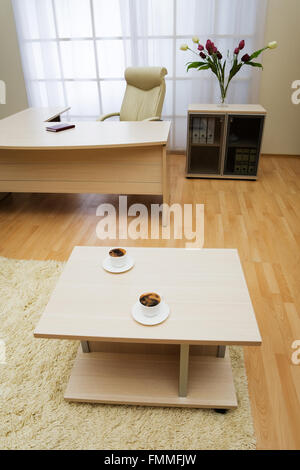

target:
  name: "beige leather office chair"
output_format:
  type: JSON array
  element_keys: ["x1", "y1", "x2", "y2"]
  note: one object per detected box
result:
[{"x1": 97, "y1": 66, "x2": 168, "y2": 122}]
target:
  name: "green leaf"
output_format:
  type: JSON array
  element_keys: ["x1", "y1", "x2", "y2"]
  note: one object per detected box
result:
[
  {"x1": 197, "y1": 64, "x2": 210, "y2": 70},
  {"x1": 186, "y1": 61, "x2": 207, "y2": 71},
  {"x1": 249, "y1": 47, "x2": 268, "y2": 60},
  {"x1": 228, "y1": 62, "x2": 243, "y2": 82},
  {"x1": 246, "y1": 62, "x2": 263, "y2": 69},
  {"x1": 206, "y1": 56, "x2": 218, "y2": 75},
  {"x1": 221, "y1": 60, "x2": 226, "y2": 83}
]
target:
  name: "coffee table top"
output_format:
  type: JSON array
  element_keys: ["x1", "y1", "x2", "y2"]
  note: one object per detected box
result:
[{"x1": 34, "y1": 247, "x2": 261, "y2": 346}]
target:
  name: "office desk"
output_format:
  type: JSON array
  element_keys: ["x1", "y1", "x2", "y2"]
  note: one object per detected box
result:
[{"x1": 0, "y1": 107, "x2": 171, "y2": 214}]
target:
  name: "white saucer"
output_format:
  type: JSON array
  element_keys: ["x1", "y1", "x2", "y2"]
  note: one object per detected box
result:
[
  {"x1": 132, "y1": 301, "x2": 170, "y2": 326},
  {"x1": 102, "y1": 255, "x2": 134, "y2": 274}
]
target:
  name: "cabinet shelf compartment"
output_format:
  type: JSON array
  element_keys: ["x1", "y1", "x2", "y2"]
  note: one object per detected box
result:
[
  {"x1": 187, "y1": 114, "x2": 224, "y2": 176},
  {"x1": 224, "y1": 115, "x2": 264, "y2": 177},
  {"x1": 186, "y1": 105, "x2": 266, "y2": 180},
  {"x1": 224, "y1": 146, "x2": 258, "y2": 177},
  {"x1": 188, "y1": 146, "x2": 221, "y2": 175}
]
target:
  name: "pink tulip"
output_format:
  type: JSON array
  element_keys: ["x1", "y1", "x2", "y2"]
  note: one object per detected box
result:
[
  {"x1": 216, "y1": 51, "x2": 222, "y2": 60},
  {"x1": 241, "y1": 53, "x2": 250, "y2": 62},
  {"x1": 206, "y1": 40, "x2": 212, "y2": 54},
  {"x1": 198, "y1": 44, "x2": 204, "y2": 51},
  {"x1": 239, "y1": 40, "x2": 245, "y2": 50},
  {"x1": 234, "y1": 47, "x2": 240, "y2": 55},
  {"x1": 200, "y1": 51, "x2": 206, "y2": 59}
]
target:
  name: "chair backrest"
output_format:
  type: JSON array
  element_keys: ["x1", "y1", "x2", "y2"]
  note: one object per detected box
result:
[{"x1": 120, "y1": 67, "x2": 168, "y2": 121}]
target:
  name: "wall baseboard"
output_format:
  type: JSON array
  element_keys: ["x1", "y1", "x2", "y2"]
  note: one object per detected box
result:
[{"x1": 261, "y1": 154, "x2": 300, "y2": 158}]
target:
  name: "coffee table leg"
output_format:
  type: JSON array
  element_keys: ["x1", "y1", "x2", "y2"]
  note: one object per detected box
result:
[
  {"x1": 81, "y1": 341, "x2": 90, "y2": 353},
  {"x1": 217, "y1": 346, "x2": 226, "y2": 358},
  {"x1": 179, "y1": 344, "x2": 189, "y2": 397}
]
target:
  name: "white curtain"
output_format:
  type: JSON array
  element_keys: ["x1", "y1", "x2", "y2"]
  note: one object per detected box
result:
[{"x1": 12, "y1": 0, "x2": 268, "y2": 150}]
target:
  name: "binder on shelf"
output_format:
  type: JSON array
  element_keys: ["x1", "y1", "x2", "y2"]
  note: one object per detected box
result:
[
  {"x1": 192, "y1": 117, "x2": 201, "y2": 144},
  {"x1": 249, "y1": 149, "x2": 257, "y2": 163},
  {"x1": 235, "y1": 148, "x2": 244, "y2": 163},
  {"x1": 241, "y1": 164, "x2": 249, "y2": 174},
  {"x1": 235, "y1": 148, "x2": 250, "y2": 163},
  {"x1": 207, "y1": 117, "x2": 215, "y2": 144},
  {"x1": 234, "y1": 163, "x2": 242, "y2": 174},
  {"x1": 242, "y1": 151, "x2": 249, "y2": 162},
  {"x1": 199, "y1": 118, "x2": 207, "y2": 143},
  {"x1": 235, "y1": 148, "x2": 250, "y2": 175}
]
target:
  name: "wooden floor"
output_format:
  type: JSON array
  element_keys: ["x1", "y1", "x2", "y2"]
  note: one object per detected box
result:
[{"x1": 0, "y1": 154, "x2": 299, "y2": 449}]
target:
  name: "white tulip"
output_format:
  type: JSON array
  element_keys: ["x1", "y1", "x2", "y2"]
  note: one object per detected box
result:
[
  {"x1": 180, "y1": 44, "x2": 189, "y2": 51},
  {"x1": 268, "y1": 41, "x2": 278, "y2": 49},
  {"x1": 192, "y1": 36, "x2": 199, "y2": 44}
]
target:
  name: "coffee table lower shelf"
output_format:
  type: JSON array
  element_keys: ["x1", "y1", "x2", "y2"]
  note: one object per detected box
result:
[{"x1": 65, "y1": 347, "x2": 238, "y2": 409}]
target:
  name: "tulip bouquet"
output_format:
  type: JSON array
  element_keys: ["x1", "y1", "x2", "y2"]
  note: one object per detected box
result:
[{"x1": 180, "y1": 38, "x2": 277, "y2": 104}]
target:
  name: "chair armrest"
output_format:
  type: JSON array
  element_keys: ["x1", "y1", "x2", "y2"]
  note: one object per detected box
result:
[
  {"x1": 142, "y1": 116, "x2": 162, "y2": 122},
  {"x1": 97, "y1": 112, "x2": 120, "y2": 122}
]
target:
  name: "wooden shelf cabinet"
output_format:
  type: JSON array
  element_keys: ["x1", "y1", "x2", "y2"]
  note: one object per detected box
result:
[{"x1": 186, "y1": 104, "x2": 266, "y2": 180}]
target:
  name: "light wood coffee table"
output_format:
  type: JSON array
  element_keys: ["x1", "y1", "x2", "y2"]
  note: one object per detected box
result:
[{"x1": 34, "y1": 247, "x2": 261, "y2": 409}]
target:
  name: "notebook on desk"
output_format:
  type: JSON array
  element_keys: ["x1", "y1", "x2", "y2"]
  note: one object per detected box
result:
[{"x1": 46, "y1": 123, "x2": 76, "y2": 132}]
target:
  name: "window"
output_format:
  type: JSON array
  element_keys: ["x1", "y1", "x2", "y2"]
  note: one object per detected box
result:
[{"x1": 12, "y1": 0, "x2": 267, "y2": 150}]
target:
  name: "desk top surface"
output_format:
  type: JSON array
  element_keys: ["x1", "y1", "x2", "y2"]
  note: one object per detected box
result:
[
  {"x1": 34, "y1": 246, "x2": 262, "y2": 346},
  {"x1": 0, "y1": 107, "x2": 171, "y2": 149}
]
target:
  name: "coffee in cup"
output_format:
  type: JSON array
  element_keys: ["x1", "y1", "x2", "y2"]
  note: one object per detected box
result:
[
  {"x1": 109, "y1": 248, "x2": 127, "y2": 268},
  {"x1": 139, "y1": 292, "x2": 161, "y2": 317}
]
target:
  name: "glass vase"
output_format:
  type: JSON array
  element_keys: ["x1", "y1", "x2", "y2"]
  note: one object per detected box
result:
[{"x1": 218, "y1": 82, "x2": 229, "y2": 107}]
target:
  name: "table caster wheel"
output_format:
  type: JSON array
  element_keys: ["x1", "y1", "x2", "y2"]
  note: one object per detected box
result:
[{"x1": 214, "y1": 408, "x2": 227, "y2": 414}]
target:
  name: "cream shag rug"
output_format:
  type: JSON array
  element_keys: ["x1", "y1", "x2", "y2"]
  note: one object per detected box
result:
[{"x1": 0, "y1": 256, "x2": 256, "y2": 450}]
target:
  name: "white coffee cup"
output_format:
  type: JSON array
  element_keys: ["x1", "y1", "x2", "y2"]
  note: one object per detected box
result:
[
  {"x1": 109, "y1": 248, "x2": 128, "y2": 268},
  {"x1": 139, "y1": 292, "x2": 162, "y2": 317}
]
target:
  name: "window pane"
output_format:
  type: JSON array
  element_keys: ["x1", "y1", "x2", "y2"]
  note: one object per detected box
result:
[
  {"x1": 176, "y1": 0, "x2": 214, "y2": 36},
  {"x1": 215, "y1": 0, "x2": 258, "y2": 36},
  {"x1": 227, "y1": 79, "x2": 251, "y2": 104},
  {"x1": 162, "y1": 80, "x2": 173, "y2": 116},
  {"x1": 60, "y1": 41, "x2": 96, "y2": 79},
  {"x1": 14, "y1": 0, "x2": 56, "y2": 40},
  {"x1": 23, "y1": 43, "x2": 61, "y2": 80},
  {"x1": 65, "y1": 81, "x2": 100, "y2": 115},
  {"x1": 54, "y1": 0, "x2": 92, "y2": 38},
  {"x1": 175, "y1": 79, "x2": 214, "y2": 115},
  {"x1": 97, "y1": 40, "x2": 126, "y2": 78},
  {"x1": 28, "y1": 81, "x2": 48, "y2": 107},
  {"x1": 148, "y1": 39, "x2": 173, "y2": 77},
  {"x1": 29, "y1": 81, "x2": 65, "y2": 107},
  {"x1": 174, "y1": 117, "x2": 187, "y2": 150},
  {"x1": 93, "y1": 0, "x2": 123, "y2": 37},
  {"x1": 100, "y1": 81, "x2": 126, "y2": 114},
  {"x1": 147, "y1": 0, "x2": 174, "y2": 36}
]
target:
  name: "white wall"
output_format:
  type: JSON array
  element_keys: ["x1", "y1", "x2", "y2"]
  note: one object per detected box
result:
[
  {"x1": 0, "y1": 0, "x2": 28, "y2": 119},
  {"x1": 260, "y1": 0, "x2": 300, "y2": 155}
]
